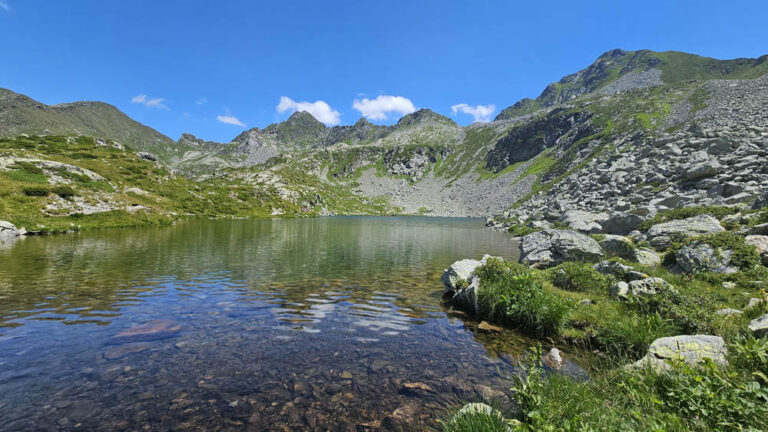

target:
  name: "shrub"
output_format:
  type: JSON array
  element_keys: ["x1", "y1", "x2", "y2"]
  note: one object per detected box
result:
[
  {"x1": 447, "y1": 339, "x2": 768, "y2": 432},
  {"x1": 51, "y1": 185, "x2": 77, "y2": 199},
  {"x1": 594, "y1": 311, "x2": 675, "y2": 357},
  {"x1": 22, "y1": 186, "x2": 49, "y2": 196},
  {"x1": 549, "y1": 262, "x2": 610, "y2": 294},
  {"x1": 475, "y1": 258, "x2": 570, "y2": 336}
]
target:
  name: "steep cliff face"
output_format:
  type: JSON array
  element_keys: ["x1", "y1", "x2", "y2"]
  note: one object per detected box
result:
[{"x1": 485, "y1": 108, "x2": 596, "y2": 172}]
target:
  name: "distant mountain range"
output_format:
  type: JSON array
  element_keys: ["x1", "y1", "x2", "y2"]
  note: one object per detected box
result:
[{"x1": 1, "y1": 48, "x2": 766, "y2": 218}]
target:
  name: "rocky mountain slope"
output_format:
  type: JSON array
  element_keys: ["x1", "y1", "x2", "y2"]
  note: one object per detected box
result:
[
  {"x1": 0, "y1": 88, "x2": 177, "y2": 159},
  {"x1": 1, "y1": 49, "x2": 767, "y2": 222}
]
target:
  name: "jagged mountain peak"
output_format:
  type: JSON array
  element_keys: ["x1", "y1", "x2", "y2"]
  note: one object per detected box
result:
[
  {"x1": 396, "y1": 109, "x2": 456, "y2": 128},
  {"x1": 495, "y1": 49, "x2": 768, "y2": 121}
]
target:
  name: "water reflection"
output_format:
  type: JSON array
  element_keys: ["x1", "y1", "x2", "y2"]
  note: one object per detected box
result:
[{"x1": 0, "y1": 217, "x2": 585, "y2": 431}]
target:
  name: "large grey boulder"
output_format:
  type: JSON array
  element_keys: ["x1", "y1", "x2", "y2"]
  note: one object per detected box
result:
[
  {"x1": 749, "y1": 314, "x2": 768, "y2": 338},
  {"x1": 632, "y1": 248, "x2": 662, "y2": 266},
  {"x1": 675, "y1": 243, "x2": 738, "y2": 274},
  {"x1": 630, "y1": 335, "x2": 728, "y2": 371},
  {"x1": 561, "y1": 210, "x2": 609, "y2": 234},
  {"x1": 0, "y1": 221, "x2": 19, "y2": 238},
  {"x1": 600, "y1": 235, "x2": 635, "y2": 259},
  {"x1": 441, "y1": 258, "x2": 483, "y2": 291},
  {"x1": 441, "y1": 255, "x2": 499, "y2": 314},
  {"x1": 519, "y1": 229, "x2": 604, "y2": 268},
  {"x1": 683, "y1": 160, "x2": 722, "y2": 180},
  {"x1": 647, "y1": 215, "x2": 725, "y2": 250},
  {"x1": 611, "y1": 277, "x2": 676, "y2": 300},
  {"x1": 602, "y1": 212, "x2": 645, "y2": 235}
]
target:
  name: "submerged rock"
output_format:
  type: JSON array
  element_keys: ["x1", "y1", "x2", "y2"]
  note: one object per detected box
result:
[
  {"x1": 107, "y1": 320, "x2": 181, "y2": 345},
  {"x1": 103, "y1": 343, "x2": 150, "y2": 360},
  {"x1": 543, "y1": 347, "x2": 564, "y2": 370},
  {"x1": 630, "y1": 335, "x2": 728, "y2": 371},
  {"x1": 519, "y1": 229, "x2": 603, "y2": 268}
]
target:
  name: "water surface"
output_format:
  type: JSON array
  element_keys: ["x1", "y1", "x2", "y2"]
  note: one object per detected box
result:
[{"x1": 0, "y1": 217, "x2": 581, "y2": 431}]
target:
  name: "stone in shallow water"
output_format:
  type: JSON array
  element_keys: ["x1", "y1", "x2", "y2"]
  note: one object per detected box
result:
[
  {"x1": 107, "y1": 320, "x2": 181, "y2": 345},
  {"x1": 103, "y1": 343, "x2": 150, "y2": 360}
]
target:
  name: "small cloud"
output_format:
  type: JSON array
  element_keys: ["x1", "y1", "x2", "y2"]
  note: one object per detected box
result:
[
  {"x1": 195, "y1": 97, "x2": 207, "y2": 105},
  {"x1": 131, "y1": 94, "x2": 169, "y2": 110},
  {"x1": 217, "y1": 114, "x2": 245, "y2": 127},
  {"x1": 276, "y1": 96, "x2": 340, "y2": 125},
  {"x1": 353, "y1": 95, "x2": 416, "y2": 121},
  {"x1": 451, "y1": 103, "x2": 496, "y2": 123},
  {"x1": 0, "y1": 1, "x2": 10, "y2": 11}
]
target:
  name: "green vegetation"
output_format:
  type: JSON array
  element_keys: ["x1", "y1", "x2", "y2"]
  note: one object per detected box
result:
[
  {"x1": 447, "y1": 240, "x2": 768, "y2": 430},
  {"x1": 446, "y1": 338, "x2": 768, "y2": 432},
  {"x1": 475, "y1": 258, "x2": 571, "y2": 336},
  {"x1": 549, "y1": 262, "x2": 610, "y2": 294}
]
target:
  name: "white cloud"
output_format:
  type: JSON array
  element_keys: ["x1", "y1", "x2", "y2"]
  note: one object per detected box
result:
[
  {"x1": 276, "y1": 96, "x2": 340, "y2": 125},
  {"x1": 195, "y1": 97, "x2": 207, "y2": 105},
  {"x1": 131, "y1": 94, "x2": 169, "y2": 110},
  {"x1": 451, "y1": 103, "x2": 496, "y2": 123},
  {"x1": 216, "y1": 115, "x2": 245, "y2": 127},
  {"x1": 352, "y1": 95, "x2": 416, "y2": 121},
  {"x1": 0, "y1": 1, "x2": 10, "y2": 11}
]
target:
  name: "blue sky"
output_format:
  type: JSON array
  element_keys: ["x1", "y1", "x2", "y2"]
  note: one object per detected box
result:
[{"x1": 1, "y1": 1, "x2": 767, "y2": 142}]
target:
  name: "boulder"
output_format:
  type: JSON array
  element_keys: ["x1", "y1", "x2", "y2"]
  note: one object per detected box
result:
[
  {"x1": 543, "y1": 347, "x2": 563, "y2": 370},
  {"x1": 561, "y1": 210, "x2": 608, "y2": 234},
  {"x1": 749, "y1": 314, "x2": 768, "y2": 338},
  {"x1": 674, "y1": 243, "x2": 738, "y2": 274},
  {"x1": 519, "y1": 229, "x2": 604, "y2": 268},
  {"x1": 683, "y1": 160, "x2": 722, "y2": 180},
  {"x1": 749, "y1": 223, "x2": 768, "y2": 236},
  {"x1": 441, "y1": 255, "x2": 499, "y2": 314},
  {"x1": 600, "y1": 235, "x2": 635, "y2": 259},
  {"x1": 0, "y1": 220, "x2": 19, "y2": 238},
  {"x1": 137, "y1": 152, "x2": 158, "y2": 162},
  {"x1": 594, "y1": 260, "x2": 635, "y2": 279},
  {"x1": 714, "y1": 308, "x2": 742, "y2": 317},
  {"x1": 630, "y1": 335, "x2": 728, "y2": 371},
  {"x1": 647, "y1": 215, "x2": 725, "y2": 250},
  {"x1": 611, "y1": 277, "x2": 675, "y2": 300},
  {"x1": 745, "y1": 235, "x2": 768, "y2": 255},
  {"x1": 441, "y1": 258, "x2": 483, "y2": 291},
  {"x1": 748, "y1": 298, "x2": 765, "y2": 309},
  {"x1": 602, "y1": 212, "x2": 645, "y2": 235},
  {"x1": 632, "y1": 248, "x2": 661, "y2": 266},
  {"x1": 751, "y1": 191, "x2": 768, "y2": 210}
]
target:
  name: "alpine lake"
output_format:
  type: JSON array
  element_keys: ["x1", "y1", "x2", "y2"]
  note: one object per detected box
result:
[{"x1": 0, "y1": 217, "x2": 590, "y2": 431}]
